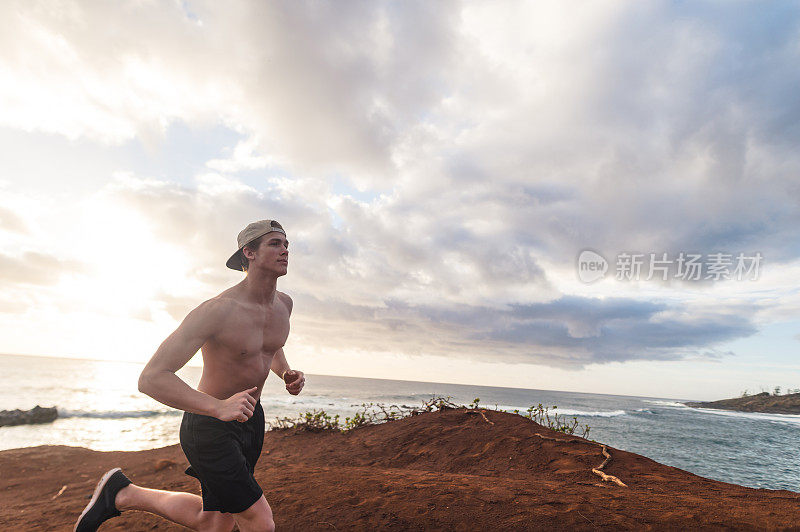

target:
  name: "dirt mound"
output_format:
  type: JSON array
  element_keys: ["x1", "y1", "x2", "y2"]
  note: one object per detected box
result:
[{"x1": 1, "y1": 408, "x2": 798, "y2": 530}]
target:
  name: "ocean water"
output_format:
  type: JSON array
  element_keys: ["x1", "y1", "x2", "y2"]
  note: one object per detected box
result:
[{"x1": 0, "y1": 353, "x2": 798, "y2": 492}]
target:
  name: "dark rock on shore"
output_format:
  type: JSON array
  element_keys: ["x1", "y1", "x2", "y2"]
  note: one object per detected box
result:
[
  {"x1": 685, "y1": 392, "x2": 800, "y2": 414},
  {"x1": 0, "y1": 406, "x2": 58, "y2": 427}
]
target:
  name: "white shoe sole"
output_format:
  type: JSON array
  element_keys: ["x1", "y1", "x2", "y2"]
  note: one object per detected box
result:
[{"x1": 73, "y1": 467, "x2": 122, "y2": 532}]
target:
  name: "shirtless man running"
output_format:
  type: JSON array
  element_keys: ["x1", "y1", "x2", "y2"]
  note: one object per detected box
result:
[{"x1": 74, "y1": 219, "x2": 305, "y2": 532}]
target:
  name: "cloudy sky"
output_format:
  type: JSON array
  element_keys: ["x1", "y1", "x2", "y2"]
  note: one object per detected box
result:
[{"x1": 1, "y1": 1, "x2": 799, "y2": 400}]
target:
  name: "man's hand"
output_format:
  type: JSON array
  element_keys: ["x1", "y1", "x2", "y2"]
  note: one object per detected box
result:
[
  {"x1": 283, "y1": 370, "x2": 305, "y2": 395},
  {"x1": 215, "y1": 387, "x2": 258, "y2": 422}
]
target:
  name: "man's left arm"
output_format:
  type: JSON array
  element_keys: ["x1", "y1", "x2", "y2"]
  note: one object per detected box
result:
[
  {"x1": 271, "y1": 293, "x2": 304, "y2": 395},
  {"x1": 271, "y1": 348, "x2": 305, "y2": 395}
]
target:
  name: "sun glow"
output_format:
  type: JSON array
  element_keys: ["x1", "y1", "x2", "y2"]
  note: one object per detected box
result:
[
  {"x1": 57, "y1": 202, "x2": 170, "y2": 315},
  {"x1": 26, "y1": 191, "x2": 208, "y2": 361}
]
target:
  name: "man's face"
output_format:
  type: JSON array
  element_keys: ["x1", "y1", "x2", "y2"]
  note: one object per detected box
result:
[{"x1": 247, "y1": 232, "x2": 289, "y2": 276}]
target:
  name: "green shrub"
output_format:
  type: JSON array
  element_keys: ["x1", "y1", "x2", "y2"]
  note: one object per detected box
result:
[{"x1": 268, "y1": 395, "x2": 590, "y2": 438}]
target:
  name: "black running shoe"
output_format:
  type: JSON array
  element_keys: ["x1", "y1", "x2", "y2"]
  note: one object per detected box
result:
[{"x1": 74, "y1": 467, "x2": 132, "y2": 532}]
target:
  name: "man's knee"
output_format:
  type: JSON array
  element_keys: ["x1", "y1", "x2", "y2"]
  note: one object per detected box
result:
[
  {"x1": 197, "y1": 511, "x2": 235, "y2": 532},
  {"x1": 234, "y1": 496, "x2": 274, "y2": 532},
  {"x1": 236, "y1": 515, "x2": 274, "y2": 532},
  {"x1": 258, "y1": 519, "x2": 276, "y2": 532}
]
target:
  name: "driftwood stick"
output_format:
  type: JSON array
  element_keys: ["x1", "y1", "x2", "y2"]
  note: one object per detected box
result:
[
  {"x1": 532, "y1": 433, "x2": 581, "y2": 444},
  {"x1": 592, "y1": 445, "x2": 627, "y2": 487},
  {"x1": 533, "y1": 436, "x2": 628, "y2": 487},
  {"x1": 592, "y1": 468, "x2": 628, "y2": 487},
  {"x1": 597, "y1": 445, "x2": 611, "y2": 470},
  {"x1": 466, "y1": 409, "x2": 495, "y2": 425}
]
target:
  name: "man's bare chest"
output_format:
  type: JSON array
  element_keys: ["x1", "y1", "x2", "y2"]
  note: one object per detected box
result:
[{"x1": 214, "y1": 307, "x2": 290, "y2": 356}]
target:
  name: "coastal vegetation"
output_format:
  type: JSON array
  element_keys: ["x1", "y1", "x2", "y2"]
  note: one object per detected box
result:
[
  {"x1": 268, "y1": 395, "x2": 592, "y2": 439},
  {"x1": 685, "y1": 391, "x2": 800, "y2": 414},
  {"x1": 740, "y1": 386, "x2": 800, "y2": 397}
]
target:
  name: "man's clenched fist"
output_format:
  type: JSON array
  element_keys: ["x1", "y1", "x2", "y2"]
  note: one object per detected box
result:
[
  {"x1": 215, "y1": 387, "x2": 258, "y2": 422},
  {"x1": 283, "y1": 370, "x2": 305, "y2": 395}
]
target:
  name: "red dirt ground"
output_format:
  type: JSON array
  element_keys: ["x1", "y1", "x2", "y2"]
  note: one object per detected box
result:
[{"x1": 2, "y1": 408, "x2": 798, "y2": 531}]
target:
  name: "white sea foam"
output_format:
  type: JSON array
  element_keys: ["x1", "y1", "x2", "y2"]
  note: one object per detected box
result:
[
  {"x1": 643, "y1": 400, "x2": 691, "y2": 408},
  {"x1": 691, "y1": 407, "x2": 800, "y2": 426},
  {"x1": 556, "y1": 408, "x2": 626, "y2": 417},
  {"x1": 494, "y1": 405, "x2": 626, "y2": 417}
]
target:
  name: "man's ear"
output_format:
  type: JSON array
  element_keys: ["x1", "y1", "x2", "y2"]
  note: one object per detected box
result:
[{"x1": 242, "y1": 245, "x2": 256, "y2": 262}]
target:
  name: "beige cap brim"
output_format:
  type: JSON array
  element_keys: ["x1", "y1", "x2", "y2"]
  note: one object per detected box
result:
[{"x1": 226, "y1": 249, "x2": 247, "y2": 271}]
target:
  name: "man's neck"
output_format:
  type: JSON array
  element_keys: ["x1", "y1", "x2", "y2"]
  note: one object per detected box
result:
[{"x1": 241, "y1": 270, "x2": 279, "y2": 305}]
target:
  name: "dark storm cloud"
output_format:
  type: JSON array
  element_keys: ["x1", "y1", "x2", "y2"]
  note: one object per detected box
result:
[{"x1": 290, "y1": 293, "x2": 757, "y2": 368}]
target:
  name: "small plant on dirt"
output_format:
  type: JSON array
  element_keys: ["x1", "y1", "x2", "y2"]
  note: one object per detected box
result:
[
  {"x1": 522, "y1": 403, "x2": 590, "y2": 438},
  {"x1": 269, "y1": 410, "x2": 341, "y2": 431},
  {"x1": 268, "y1": 395, "x2": 590, "y2": 439}
]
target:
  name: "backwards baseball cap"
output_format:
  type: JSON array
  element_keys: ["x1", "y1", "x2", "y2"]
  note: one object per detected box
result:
[{"x1": 226, "y1": 219, "x2": 286, "y2": 271}]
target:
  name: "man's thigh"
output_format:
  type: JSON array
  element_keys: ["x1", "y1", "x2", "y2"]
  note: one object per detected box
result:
[{"x1": 233, "y1": 495, "x2": 274, "y2": 532}]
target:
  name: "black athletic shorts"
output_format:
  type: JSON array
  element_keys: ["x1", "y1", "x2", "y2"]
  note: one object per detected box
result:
[{"x1": 179, "y1": 401, "x2": 265, "y2": 514}]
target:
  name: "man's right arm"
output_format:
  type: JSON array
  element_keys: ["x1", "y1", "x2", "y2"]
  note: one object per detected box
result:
[{"x1": 138, "y1": 299, "x2": 227, "y2": 417}]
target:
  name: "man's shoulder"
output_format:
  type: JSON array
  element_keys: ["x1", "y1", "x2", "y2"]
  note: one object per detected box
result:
[
  {"x1": 277, "y1": 291, "x2": 293, "y2": 312},
  {"x1": 193, "y1": 293, "x2": 241, "y2": 319}
]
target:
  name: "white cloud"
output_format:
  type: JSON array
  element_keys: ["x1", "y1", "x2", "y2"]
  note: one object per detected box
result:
[
  {"x1": 0, "y1": 1, "x2": 462, "y2": 179},
  {"x1": 1, "y1": 1, "x2": 799, "y2": 380},
  {"x1": 206, "y1": 138, "x2": 270, "y2": 173}
]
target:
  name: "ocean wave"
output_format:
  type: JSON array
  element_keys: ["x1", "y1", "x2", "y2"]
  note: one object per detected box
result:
[
  {"x1": 493, "y1": 405, "x2": 626, "y2": 417},
  {"x1": 691, "y1": 407, "x2": 800, "y2": 426},
  {"x1": 264, "y1": 395, "x2": 350, "y2": 406},
  {"x1": 556, "y1": 408, "x2": 626, "y2": 417},
  {"x1": 643, "y1": 400, "x2": 690, "y2": 408},
  {"x1": 58, "y1": 409, "x2": 182, "y2": 419}
]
